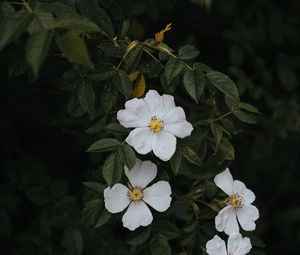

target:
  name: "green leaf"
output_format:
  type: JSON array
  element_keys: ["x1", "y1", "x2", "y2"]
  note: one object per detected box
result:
[
  {"x1": 102, "y1": 153, "x2": 123, "y2": 185},
  {"x1": 48, "y1": 13, "x2": 100, "y2": 32},
  {"x1": 165, "y1": 57, "x2": 184, "y2": 83},
  {"x1": 82, "y1": 199, "x2": 102, "y2": 225},
  {"x1": 125, "y1": 44, "x2": 143, "y2": 72},
  {"x1": 83, "y1": 182, "x2": 104, "y2": 194},
  {"x1": 77, "y1": 81, "x2": 95, "y2": 113},
  {"x1": 207, "y1": 71, "x2": 240, "y2": 100},
  {"x1": 112, "y1": 70, "x2": 132, "y2": 98},
  {"x1": 181, "y1": 146, "x2": 202, "y2": 166},
  {"x1": 50, "y1": 179, "x2": 68, "y2": 198},
  {"x1": 239, "y1": 102, "x2": 260, "y2": 114},
  {"x1": 56, "y1": 31, "x2": 93, "y2": 67},
  {"x1": 127, "y1": 226, "x2": 151, "y2": 245},
  {"x1": 193, "y1": 62, "x2": 213, "y2": 72},
  {"x1": 26, "y1": 187, "x2": 50, "y2": 205},
  {"x1": 87, "y1": 138, "x2": 120, "y2": 153},
  {"x1": 0, "y1": 11, "x2": 34, "y2": 51},
  {"x1": 62, "y1": 229, "x2": 83, "y2": 255},
  {"x1": 150, "y1": 234, "x2": 171, "y2": 255},
  {"x1": 278, "y1": 68, "x2": 298, "y2": 92},
  {"x1": 104, "y1": 123, "x2": 129, "y2": 135},
  {"x1": 179, "y1": 45, "x2": 199, "y2": 60},
  {"x1": 170, "y1": 149, "x2": 182, "y2": 175},
  {"x1": 118, "y1": 144, "x2": 136, "y2": 170},
  {"x1": 210, "y1": 123, "x2": 223, "y2": 147},
  {"x1": 233, "y1": 109, "x2": 258, "y2": 124},
  {"x1": 183, "y1": 68, "x2": 205, "y2": 103},
  {"x1": 87, "y1": 64, "x2": 116, "y2": 81},
  {"x1": 153, "y1": 221, "x2": 180, "y2": 240},
  {"x1": 26, "y1": 30, "x2": 52, "y2": 77},
  {"x1": 219, "y1": 139, "x2": 235, "y2": 160},
  {"x1": 95, "y1": 209, "x2": 111, "y2": 228}
]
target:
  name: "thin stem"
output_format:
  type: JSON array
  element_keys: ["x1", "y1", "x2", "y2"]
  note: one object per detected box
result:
[{"x1": 21, "y1": 0, "x2": 33, "y2": 13}]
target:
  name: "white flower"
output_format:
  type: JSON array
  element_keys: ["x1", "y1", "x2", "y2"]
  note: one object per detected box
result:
[
  {"x1": 206, "y1": 233, "x2": 252, "y2": 255},
  {"x1": 214, "y1": 168, "x2": 259, "y2": 235},
  {"x1": 103, "y1": 158, "x2": 172, "y2": 231},
  {"x1": 117, "y1": 90, "x2": 193, "y2": 161}
]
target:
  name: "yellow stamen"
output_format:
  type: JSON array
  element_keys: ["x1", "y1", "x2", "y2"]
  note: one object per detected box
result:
[
  {"x1": 154, "y1": 23, "x2": 172, "y2": 42},
  {"x1": 228, "y1": 194, "x2": 243, "y2": 209},
  {"x1": 128, "y1": 187, "x2": 143, "y2": 202},
  {"x1": 149, "y1": 116, "x2": 164, "y2": 133}
]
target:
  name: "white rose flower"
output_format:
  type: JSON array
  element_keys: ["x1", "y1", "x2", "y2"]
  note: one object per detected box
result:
[
  {"x1": 206, "y1": 233, "x2": 252, "y2": 255},
  {"x1": 117, "y1": 90, "x2": 193, "y2": 161},
  {"x1": 214, "y1": 168, "x2": 259, "y2": 235},
  {"x1": 103, "y1": 159, "x2": 172, "y2": 231}
]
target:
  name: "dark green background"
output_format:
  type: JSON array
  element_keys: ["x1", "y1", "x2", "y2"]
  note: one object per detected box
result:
[{"x1": 1, "y1": 0, "x2": 299, "y2": 254}]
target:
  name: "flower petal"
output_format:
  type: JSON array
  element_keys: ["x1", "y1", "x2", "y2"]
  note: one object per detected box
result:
[
  {"x1": 163, "y1": 107, "x2": 186, "y2": 124},
  {"x1": 163, "y1": 121, "x2": 193, "y2": 138},
  {"x1": 206, "y1": 235, "x2": 227, "y2": 255},
  {"x1": 126, "y1": 128, "x2": 153, "y2": 155},
  {"x1": 125, "y1": 159, "x2": 157, "y2": 189},
  {"x1": 152, "y1": 131, "x2": 176, "y2": 161},
  {"x1": 214, "y1": 168, "x2": 234, "y2": 196},
  {"x1": 228, "y1": 233, "x2": 252, "y2": 255},
  {"x1": 237, "y1": 204, "x2": 259, "y2": 231},
  {"x1": 233, "y1": 180, "x2": 256, "y2": 205},
  {"x1": 122, "y1": 201, "x2": 153, "y2": 231},
  {"x1": 104, "y1": 184, "x2": 130, "y2": 213},
  {"x1": 143, "y1": 181, "x2": 172, "y2": 212},
  {"x1": 215, "y1": 205, "x2": 239, "y2": 235},
  {"x1": 117, "y1": 98, "x2": 150, "y2": 128}
]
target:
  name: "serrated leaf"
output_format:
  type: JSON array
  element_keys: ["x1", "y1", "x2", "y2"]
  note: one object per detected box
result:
[
  {"x1": 170, "y1": 149, "x2": 182, "y2": 175},
  {"x1": 239, "y1": 102, "x2": 260, "y2": 114},
  {"x1": 77, "y1": 81, "x2": 95, "y2": 113},
  {"x1": 150, "y1": 234, "x2": 171, "y2": 255},
  {"x1": 104, "y1": 123, "x2": 129, "y2": 135},
  {"x1": 48, "y1": 13, "x2": 100, "y2": 32},
  {"x1": 26, "y1": 30, "x2": 52, "y2": 77},
  {"x1": 118, "y1": 144, "x2": 136, "y2": 170},
  {"x1": 0, "y1": 11, "x2": 34, "y2": 51},
  {"x1": 193, "y1": 62, "x2": 213, "y2": 72},
  {"x1": 62, "y1": 229, "x2": 83, "y2": 255},
  {"x1": 112, "y1": 70, "x2": 132, "y2": 98},
  {"x1": 82, "y1": 199, "x2": 101, "y2": 225},
  {"x1": 56, "y1": 31, "x2": 93, "y2": 67},
  {"x1": 127, "y1": 226, "x2": 151, "y2": 245},
  {"x1": 219, "y1": 139, "x2": 235, "y2": 160},
  {"x1": 181, "y1": 146, "x2": 202, "y2": 166},
  {"x1": 125, "y1": 44, "x2": 143, "y2": 72},
  {"x1": 95, "y1": 209, "x2": 111, "y2": 228},
  {"x1": 87, "y1": 138, "x2": 120, "y2": 153},
  {"x1": 183, "y1": 69, "x2": 205, "y2": 103},
  {"x1": 153, "y1": 221, "x2": 180, "y2": 240},
  {"x1": 233, "y1": 109, "x2": 258, "y2": 124},
  {"x1": 179, "y1": 45, "x2": 199, "y2": 60},
  {"x1": 102, "y1": 153, "x2": 123, "y2": 185},
  {"x1": 87, "y1": 65, "x2": 116, "y2": 81},
  {"x1": 207, "y1": 71, "x2": 240, "y2": 100},
  {"x1": 165, "y1": 58, "x2": 184, "y2": 83}
]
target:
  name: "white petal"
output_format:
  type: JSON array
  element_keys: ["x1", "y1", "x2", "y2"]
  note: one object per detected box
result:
[
  {"x1": 163, "y1": 107, "x2": 186, "y2": 124},
  {"x1": 214, "y1": 168, "x2": 234, "y2": 196},
  {"x1": 152, "y1": 131, "x2": 176, "y2": 161},
  {"x1": 228, "y1": 233, "x2": 252, "y2": 255},
  {"x1": 143, "y1": 181, "x2": 172, "y2": 212},
  {"x1": 237, "y1": 204, "x2": 259, "y2": 231},
  {"x1": 233, "y1": 180, "x2": 256, "y2": 205},
  {"x1": 117, "y1": 98, "x2": 150, "y2": 128},
  {"x1": 215, "y1": 205, "x2": 239, "y2": 235},
  {"x1": 206, "y1": 235, "x2": 227, "y2": 255},
  {"x1": 125, "y1": 159, "x2": 157, "y2": 189},
  {"x1": 126, "y1": 128, "x2": 153, "y2": 155},
  {"x1": 104, "y1": 184, "x2": 130, "y2": 213},
  {"x1": 122, "y1": 201, "x2": 153, "y2": 231},
  {"x1": 163, "y1": 121, "x2": 193, "y2": 138}
]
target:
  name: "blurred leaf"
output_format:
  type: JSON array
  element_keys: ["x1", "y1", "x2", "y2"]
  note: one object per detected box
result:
[
  {"x1": 50, "y1": 179, "x2": 68, "y2": 198},
  {"x1": 179, "y1": 45, "x2": 199, "y2": 60},
  {"x1": 26, "y1": 30, "x2": 52, "y2": 77},
  {"x1": 127, "y1": 226, "x2": 151, "y2": 245},
  {"x1": 26, "y1": 187, "x2": 50, "y2": 205},
  {"x1": 83, "y1": 182, "x2": 104, "y2": 194},
  {"x1": 87, "y1": 138, "x2": 120, "y2": 152},
  {"x1": 56, "y1": 31, "x2": 93, "y2": 67},
  {"x1": 170, "y1": 149, "x2": 183, "y2": 175},
  {"x1": 62, "y1": 229, "x2": 83, "y2": 255},
  {"x1": 102, "y1": 153, "x2": 123, "y2": 185},
  {"x1": 278, "y1": 68, "x2": 298, "y2": 92},
  {"x1": 153, "y1": 221, "x2": 180, "y2": 240},
  {"x1": 150, "y1": 234, "x2": 171, "y2": 255}
]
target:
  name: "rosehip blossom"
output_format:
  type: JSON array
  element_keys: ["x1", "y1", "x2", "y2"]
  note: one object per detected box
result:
[
  {"x1": 206, "y1": 233, "x2": 252, "y2": 255},
  {"x1": 117, "y1": 90, "x2": 193, "y2": 161},
  {"x1": 103, "y1": 159, "x2": 172, "y2": 231},
  {"x1": 214, "y1": 168, "x2": 259, "y2": 235}
]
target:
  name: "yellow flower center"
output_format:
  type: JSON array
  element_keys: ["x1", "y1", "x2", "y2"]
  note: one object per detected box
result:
[
  {"x1": 128, "y1": 187, "x2": 143, "y2": 202},
  {"x1": 149, "y1": 116, "x2": 164, "y2": 133},
  {"x1": 229, "y1": 194, "x2": 243, "y2": 209}
]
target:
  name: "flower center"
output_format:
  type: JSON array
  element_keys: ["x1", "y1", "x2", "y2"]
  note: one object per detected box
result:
[
  {"x1": 229, "y1": 194, "x2": 243, "y2": 209},
  {"x1": 149, "y1": 116, "x2": 164, "y2": 133},
  {"x1": 128, "y1": 187, "x2": 143, "y2": 202}
]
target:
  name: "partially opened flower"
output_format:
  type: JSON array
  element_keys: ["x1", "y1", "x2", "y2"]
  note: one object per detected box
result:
[
  {"x1": 104, "y1": 159, "x2": 172, "y2": 231},
  {"x1": 206, "y1": 233, "x2": 252, "y2": 255},
  {"x1": 214, "y1": 168, "x2": 259, "y2": 235},
  {"x1": 117, "y1": 90, "x2": 193, "y2": 161}
]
